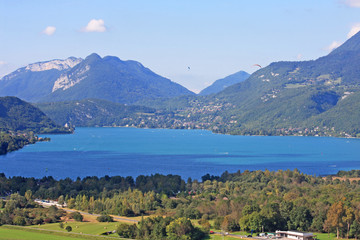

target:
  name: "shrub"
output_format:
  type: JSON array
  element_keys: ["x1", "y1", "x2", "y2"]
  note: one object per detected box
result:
[
  {"x1": 97, "y1": 214, "x2": 114, "y2": 222},
  {"x1": 117, "y1": 223, "x2": 137, "y2": 238},
  {"x1": 65, "y1": 225, "x2": 72, "y2": 232},
  {"x1": 70, "y1": 211, "x2": 83, "y2": 222},
  {"x1": 59, "y1": 222, "x2": 64, "y2": 229}
]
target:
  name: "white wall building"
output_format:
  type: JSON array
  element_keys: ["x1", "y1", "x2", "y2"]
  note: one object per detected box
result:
[{"x1": 275, "y1": 231, "x2": 314, "y2": 240}]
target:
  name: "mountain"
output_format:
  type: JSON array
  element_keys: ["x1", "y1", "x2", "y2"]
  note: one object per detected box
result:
[
  {"x1": 0, "y1": 57, "x2": 82, "y2": 102},
  {"x1": 206, "y1": 31, "x2": 360, "y2": 136},
  {"x1": 0, "y1": 96, "x2": 71, "y2": 133},
  {"x1": 0, "y1": 54, "x2": 194, "y2": 104},
  {"x1": 199, "y1": 71, "x2": 250, "y2": 95},
  {"x1": 138, "y1": 31, "x2": 360, "y2": 137},
  {"x1": 36, "y1": 98, "x2": 157, "y2": 127}
]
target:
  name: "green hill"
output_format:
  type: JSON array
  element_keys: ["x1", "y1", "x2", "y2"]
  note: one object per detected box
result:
[
  {"x1": 135, "y1": 31, "x2": 360, "y2": 137},
  {"x1": 36, "y1": 98, "x2": 158, "y2": 127},
  {"x1": 0, "y1": 96, "x2": 71, "y2": 133},
  {"x1": 0, "y1": 96, "x2": 72, "y2": 154}
]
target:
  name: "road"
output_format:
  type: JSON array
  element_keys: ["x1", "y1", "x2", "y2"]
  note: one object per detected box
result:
[{"x1": 35, "y1": 199, "x2": 139, "y2": 223}]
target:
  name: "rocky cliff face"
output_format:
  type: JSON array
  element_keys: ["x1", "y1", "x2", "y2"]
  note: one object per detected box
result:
[
  {"x1": 0, "y1": 53, "x2": 194, "y2": 104},
  {"x1": 25, "y1": 57, "x2": 83, "y2": 72},
  {"x1": 52, "y1": 65, "x2": 90, "y2": 92}
]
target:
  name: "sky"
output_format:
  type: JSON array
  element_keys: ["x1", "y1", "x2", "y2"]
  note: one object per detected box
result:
[{"x1": 1, "y1": 0, "x2": 360, "y2": 93}]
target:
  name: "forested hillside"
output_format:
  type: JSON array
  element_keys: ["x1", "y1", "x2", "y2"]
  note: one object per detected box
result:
[{"x1": 0, "y1": 96, "x2": 72, "y2": 155}]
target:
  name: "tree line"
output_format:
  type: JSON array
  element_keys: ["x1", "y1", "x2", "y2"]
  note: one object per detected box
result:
[{"x1": 1, "y1": 169, "x2": 360, "y2": 239}]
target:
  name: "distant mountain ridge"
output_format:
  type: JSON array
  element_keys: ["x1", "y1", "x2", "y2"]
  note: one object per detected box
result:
[
  {"x1": 135, "y1": 31, "x2": 360, "y2": 137},
  {"x1": 0, "y1": 53, "x2": 194, "y2": 104},
  {"x1": 199, "y1": 71, "x2": 250, "y2": 95}
]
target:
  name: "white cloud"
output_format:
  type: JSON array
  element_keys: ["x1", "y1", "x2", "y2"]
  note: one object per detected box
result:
[
  {"x1": 342, "y1": 0, "x2": 360, "y2": 7},
  {"x1": 82, "y1": 19, "x2": 107, "y2": 32},
  {"x1": 42, "y1": 26, "x2": 56, "y2": 35},
  {"x1": 327, "y1": 41, "x2": 342, "y2": 51},
  {"x1": 0, "y1": 61, "x2": 6, "y2": 65},
  {"x1": 347, "y1": 23, "x2": 360, "y2": 38}
]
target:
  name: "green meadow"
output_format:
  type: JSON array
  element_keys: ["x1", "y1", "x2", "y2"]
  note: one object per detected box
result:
[
  {"x1": 0, "y1": 225, "x2": 121, "y2": 240},
  {"x1": 28, "y1": 221, "x2": 123, "y2": 235}
]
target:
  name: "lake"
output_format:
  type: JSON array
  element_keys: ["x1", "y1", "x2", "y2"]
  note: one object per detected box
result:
[{"x1": 1, "y1": 127, "x2": 360, "y2": 180}]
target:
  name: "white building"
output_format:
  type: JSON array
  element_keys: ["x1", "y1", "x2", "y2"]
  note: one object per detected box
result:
[{"x1": 275, "y1": 231, "x2": 314, "y2": 240}]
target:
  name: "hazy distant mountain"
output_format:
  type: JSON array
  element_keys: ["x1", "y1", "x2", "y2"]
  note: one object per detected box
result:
[
  {"x1": 199, "y1": 71, "x2": 250, "y2": 95},
  {"x1": 0, "y1": 53, "x2": 194, "y2": 104}
]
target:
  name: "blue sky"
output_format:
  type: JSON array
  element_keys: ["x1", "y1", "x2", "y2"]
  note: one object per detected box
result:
[{"x1": 1, "y1": 0, "x2": 360, "y2": 92}]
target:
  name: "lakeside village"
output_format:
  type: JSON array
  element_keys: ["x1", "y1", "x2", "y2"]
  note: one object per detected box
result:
[{"x1": 93, "y1": 101, "x2": 355, "y2": 138}]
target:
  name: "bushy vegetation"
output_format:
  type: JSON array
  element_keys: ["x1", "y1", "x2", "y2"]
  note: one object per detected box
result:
[
  {"x1": 96, "y1": 215, "x2": 113, "y2": 222},
  {"x1": 69, "y1": 211, "x2": 83, "y2": 222},
  {"x1": 0, "y1": 193, "x2": 65, "y2": 225},
  {"x1": 117, "y1": 216, "x2": 206, "y2": 240},
  {"x1": 0, "y1": 132, "x2": 37, "y2": 155},
  {"x1": 2, "y1": 170, "x2": 360, "y2": 239}
]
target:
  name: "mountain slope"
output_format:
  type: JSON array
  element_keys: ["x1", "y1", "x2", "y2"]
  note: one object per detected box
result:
[
  {"x1": 138, "y1": 31, "x2": 360, "y2": 137},
  {"x1": 207, "y1": 31, "x2": 360, "y2": 135},
  {"x1": 0, "y1": 54, "x2": 194, "y2": 104},
  {"x1": 0, "y1": 57, "x2": 82, "y2": 102},
  {"x1": 0, "y1": 96, "x2": 71, "y2": 133},
  {"x1": 199, "y1": 71, "x2": 250, "y2": 95},
  {"x1": 43, "y1": 53, "x2": 194, "y2": 104},
  {"x1": 36, "y1": 98, "x2": 157, "y2": 127}
]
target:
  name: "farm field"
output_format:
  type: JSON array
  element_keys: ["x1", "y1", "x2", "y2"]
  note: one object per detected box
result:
[
  {"x1": 27, "y1": 221, "x2": 122, "y2": 236},
  {"x1": 0, "y1": 225, "x2": 119, "y2": 240}
]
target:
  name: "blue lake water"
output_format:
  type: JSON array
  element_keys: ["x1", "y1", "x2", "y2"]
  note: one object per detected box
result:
[{"x1": 1, "y1": 127, "x2": 360, "y2": 180}]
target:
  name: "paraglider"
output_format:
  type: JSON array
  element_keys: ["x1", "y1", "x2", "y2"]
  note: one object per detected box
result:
[
  {"x1": 253, "y1": 64, "x2": 262, "y2": 68},
  {"x1": 187, "y1": 66, "x2": 191, "y2": 70}
]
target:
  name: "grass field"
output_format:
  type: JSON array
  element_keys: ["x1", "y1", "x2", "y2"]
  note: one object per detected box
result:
[
  {"x1": 209, "y1": 234, "x2": 241, "y2": 239},
  {"x1": 28, "y1": 221, "x2": 124, "y2": 236},
  {"x1": 0, "y1": 225, "x2": 121, "y2": 240},
  {"x1": 314, "y1": 232, "x2": 337, "y2": 240}
]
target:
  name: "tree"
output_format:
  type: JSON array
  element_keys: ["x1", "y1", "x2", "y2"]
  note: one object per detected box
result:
[
  {"x1": 350, "y1": 220, "x2": 360, "y2": 240},
  {"x1": 343, "y1": 206, "x2": 354, "y2": 239},
  {"x1": 117, "y1": 223, "x2": 137, "y2": 238},
  {"x1": 59, "y1": 222, "x2": 64, "y2": 229},
  {"x1": 97, "y1": 215, "x2": 114, "y2": 222},
  {"x1": 65, "y1": 225, "x2": 72, "y2": 232},
  {"x1": 57, "y1": 195, "x2": 65, "y2": 206},
  {"x1": 13, "y1": 216, "x2": 26, "y2": 226},
  {"x1": 324, "y1": 201, "x2": 345, "y2": 239},
  {"x1": 166, "y1": 217, "x2": 194, "y2": 240},
  {"x1": 25, "y1": 190, "x2": 32, "y2": 201},
  {"x1": 70, "y1": 211, "x2": 83, "y2": 222},
  {"x1": 288, "y1": 206, "x2": 313, "y2": 231}
]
